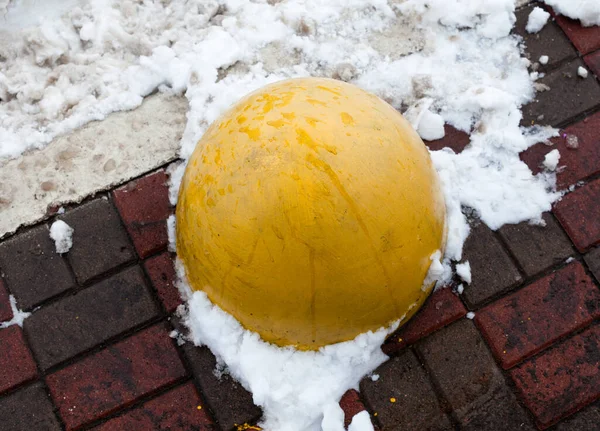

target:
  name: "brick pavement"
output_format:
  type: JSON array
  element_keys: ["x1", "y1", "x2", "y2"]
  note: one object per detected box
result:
[{"x1": 1, "y1": 3, "x2": 600, "y2": 430}]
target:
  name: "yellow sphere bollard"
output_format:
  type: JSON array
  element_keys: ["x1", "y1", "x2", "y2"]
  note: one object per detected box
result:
[{"x1": 176, "y1": 77, "x2": 446, "y2": 349}]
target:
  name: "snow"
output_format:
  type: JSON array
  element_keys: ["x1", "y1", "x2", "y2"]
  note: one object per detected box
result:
[
  {"x1": 49, "y1": 220, "x2": 74, "y2": 254},
  {"x1": 543, "y1": 149, "x2": 561, "y2": 171},
  {"x1": 0, "y1": 295, "x2": 31, "y2": 328},
  {"x1": 539, "y1": 55, "x2": 549, "y2": 65},
  {"x1": 457, "y1": 284, "x2": 465, "y2": 295},
  {"x1": 0, "y1": 0, "x2": 574, "y2": 429},
  {"x1": 466, "y1": 312, "x2": 475, "y2": 320},
  {"x1": 456, "y1": 262, "x2": 472, "y2": 284},
  {"x1": 348, "y1": 411, "x2": 374, "y2": 431},
  {"x1": 526, "y1": 7, "x2": 550, "y2": 33},
  {"x1": 542, "y1": 0, "x2": 600, "y2": 27},
  {"x1": 578, "y1": 66, "x2": 589, "y2": 79},
  {"x1": 370, "y1": 373, "x2": 380, "y2": 382}
]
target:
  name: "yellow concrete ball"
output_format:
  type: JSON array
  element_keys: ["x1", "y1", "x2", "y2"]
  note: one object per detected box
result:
[{"x1": 176, "y1": 77, "x2": 446, "y2": 349}]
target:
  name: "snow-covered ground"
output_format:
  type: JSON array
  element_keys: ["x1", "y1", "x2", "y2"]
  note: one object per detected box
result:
[{"x1": 2, "y1": 0, "x2": 599, "y2": 430}]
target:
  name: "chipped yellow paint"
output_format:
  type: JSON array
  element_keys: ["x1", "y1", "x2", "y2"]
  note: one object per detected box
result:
[{"x1": 176, "y1": 77, "x2": 446, "y2": 349}]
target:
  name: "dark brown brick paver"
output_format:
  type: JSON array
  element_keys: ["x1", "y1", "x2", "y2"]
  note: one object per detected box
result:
[
  {"x1": 25, "y1": 266, "x2": 158, "y2": 370},
  {"x1": 584, "y1": 246, "x2": 600, "y2": 282},
  {"x1": 339, "y1": 389, "x2": 367, "y2": 428},
  {"x1": 461, "y1": 223, "x2": 522, "y2": 308},
  {"x1": 382, "y1": 287, "x2": 465, "y2": 355},
  {"x1": 554, "y1": 403, "x2": 600, "y2": 431},
  {"x1": 59, "y1": 198, "x2": 135, "y2": 284},
  {"x1": 144, "y1": 252, "x2": 182, "y2": 313},
  {"x1": 0, "y1": 224, "x2": 74, "y2": 310},
  {"x1": 417, "y1": 319, "x2": 532, "y2": 428},
  {"x1": 522, "y1": 58, "x2": 600, "y2": 126},
  {"x1": 181, "y1": 342, "x2": 261, "y2": 431},
  {"x1": 0, "y1": 383, "x2": 61, "y2": 431},
  {"x1": 554, "y1": 15, "x2": 600, "y2": 55},
  {"x1": 47, "y1": 324, "x2": 187, "y2": 430},
  {"x1": 520, "y1": 111, "x2": 600, "y2": 188},
  {"x1": 475, "y1": 262, "x2": 600, "y2": 369},
  {"x1": 0, "y1": 326, "x2": 37, "y2": 395},
  {"x1": 554, "y1": 178, "x2": 600, "y2": 252},
  {"x1": 113, "y1": 170, "x2": 171, "y2": 259},
  {"x1": 424, "y1": 125, "x2": 470, "y2": 153},
  {"x1": 0, "y1": 279, "x2": 12, "y2": 322},
  {"x1": 91, "y1": 382, "x2": 215, "y2": 431},
  {"x1": 511, "y1": 325, "x2": 600, "y2": 429},
  {"x1": 360, "y1": 350, "x2": 451, "y2": 430},
  {"x1": 498, "y1": 213, "x2": 573, "y2": 277},
  {"x1": 514, "y1": 5, "x2": 576, "y2": 70}
]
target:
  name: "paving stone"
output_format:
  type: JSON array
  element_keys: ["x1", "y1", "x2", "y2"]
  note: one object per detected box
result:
[
  {"x1": 520, "y1": 111, "x2": 600, "y2": 188},
  {"x1": 416, "y1": 319, "x2": 514, "y2": 422},
  {"x1": 25, "y1": 266, "x2": 158, "y2": 370},
  {"x1": 513, "y1": 5, "x2": 576, "y2": 70},
  {"x1": 424, "y1": 125, "x2": 470, "y2": 153},
  {"x1": 382, "y1": 287, "x2": 466, "y2": 355},
  {"x1": 91, "y1": 382, "x2": 215, "y2": 431},
  {"x1": 585, "y1": 50, "x2": 600, "y2": 77},
  {"x1": 359, "y1": 350, "x2": 451, "y2": 431},
  {"x1": 0, "y1": 326, "x2": 38, "y2": 395},
  {"x1": 144, "y1": 252, "x2": 182, "y2": 313},
  {"x1": 554, "y1": 15, "x2": 600, "y2": 55},
  {"x1": 475, "y1": 262, "x2": 600, "y2": 369},
  {"x1": 0, "y1": 279, "x2": 12, "y2": 322},
  {"x1": 522, "y1": 58, "x2": 600, "y2": 127},
  {"x1": 59, "y1": 198, "x2": 136, "y2": 284},
  {"x1": 0, "y1": 383, "x2": 61, "y2": 431},
  {"x1": 460, "y1": 387, "x2": 536, "y2": 431},
  {"x1": 113, "y1": 170, "x2": 171, "y2": 259},
  {"x1": 461, "y1": 223, "x2": 522, "y2": 308},
  {"x1": 0, "y1": 224, "x2": 74, "y2": 310},
  {"x1": 554, "y1": 403, "x2": 600, "y2": 431},
  {"x1": 510, "y1": 325, "x2": 600, "y2": 429},
  {"x1": 181, "y1": 342, "x2": 261, "y2": 431},
  {"x1": 554, "y1": 178, "x2": 600, "y2": 252},
  {"x1": 47, "y1": 324, "x2": 187, "y2": 430},
  {"x1": 339, "y1": 389, "x2": 366, "y2": 428},
  {"x1": 498, "y1": 213, "x2": 573, "y2": 277},
  {"x1": 584, "y1": 246, "x2": 600, "y2": 282}
]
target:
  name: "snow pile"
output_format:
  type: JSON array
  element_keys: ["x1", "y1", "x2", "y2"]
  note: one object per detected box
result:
[
  {"x1": 542, "y1": 0, "x2": 600, "y2": 27},
  {"x1": 0, "y1": 295, "x2": 31, "y2": 328},
  {"x1": 49, "y1": 220, "x2": 74, "y2": 253},
  {"x1": 526, "y1": 7, "x2": 550, "y2": 33}
]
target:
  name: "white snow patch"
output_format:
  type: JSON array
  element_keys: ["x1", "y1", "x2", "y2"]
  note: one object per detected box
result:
[
  {"x1": 455, "y1": 261, "x2": 472, "y2": 284},
  {"x1": 370, "y1": 373, "x2": 380, "y2": 382},
  {"x1": 457, "y1": 284, "x2": 465, "y2": 295},
  {"x1": 526, "y1": 7, "x2": 550, "y2": 33},
  {"x1": 466, "y1": 312, "x2": 475, "y2": 320},
  {"x1": 542, "y1": 0, "x2": 600, "y2": 27},
  {"x1": 0, "y1": 295, "x2": 31, "y2": 328},
  {"x1": 565, "y1": 257, "x2": 575, "y2": 263},
  {"x1": 167, "y1": 214, "x2": 176, "y2": 253},
  {"x1": 348, "y1": 411, "x2": 374, "y2": 431},
  {"x1": 49, "y1": 220, "x2": 74, "y2": 254},
  {"x1": 543, "y1": 149, "x2": 560, "y2": 171},
  {"x1": 539, "y1": 55, "x2": 549, "y2": 65},
  {"x1": 578, "y1": 66, "x2": 589, "y2": 79},
  {"x1": 418, "y1": 110, "x2": 446, "y2": 141}
]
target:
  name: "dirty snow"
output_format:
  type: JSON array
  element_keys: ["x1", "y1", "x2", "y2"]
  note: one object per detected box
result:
[
  {"x1": 542, "y1": 0, "x2": 600, "y2": 27},
  {"x1": 0, "y1": 0, "x2": 575, "y2": 429},
  {"x1": 49, "y1": 219, "x2": 74, "y2": 253},
  {"x1": 526, "y1": 7, "x2": 550, "y2": 33},
  {"x1": 543, "y1": 149, "x2": 561, "y2": 171},
  {"x1": 0, "y1": 295, "x2": 31, "y2": 328}
]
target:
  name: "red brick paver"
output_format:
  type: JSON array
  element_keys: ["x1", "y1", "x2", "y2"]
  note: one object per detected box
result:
[
  {"x1": 554, "y1": 178, "x2": 600, "y2": 252},
  {"x1": 339, "y1": 389, "x2": 367, "y2": 428},
  {"x1": 47, "y1": 324, "x2": 187, "y2": 430},
  {"x1": 476, "y1": 262, "x2": 600, "y2": 369},
  {"x1": 91, "y1": 383, "x2": 214, "y2": 431},
  {"x1": 144, "y1": 252, "x2": 182, "y2": 313},
  {"x1": 585, "y1": 50, "x2": 600, "y2": 77},
  {"x1": 0, "y1": 326, "x2": 37, "y2": 394},
  {"x1": 113, "y1": 170, "x2": 172, "y2": 259},
  {"x1": 424, "y1": 125, "x2": 470, "y2": 153},
  {"x1": 382, "y1": 287, "x2": 465, "y2": 355},
  {"x1": 554, "y1": 15, "x2": 600, "y2": 55},
  {"x1": 521, "y1": 111, "x2": 600, "y2": 188},
  {"x1": 511, "y1": 325, "x2": 600, "y2": 429}
]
